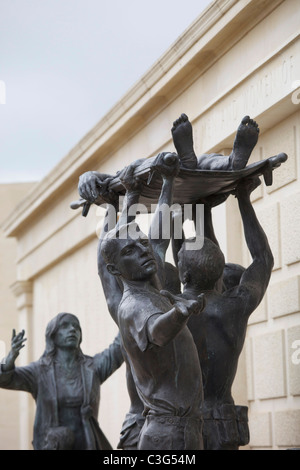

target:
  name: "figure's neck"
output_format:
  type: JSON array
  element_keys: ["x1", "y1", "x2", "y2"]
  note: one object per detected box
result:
[
  {"x1": 122, "y1": 278, "x2": 153, "y2": 291},
  {"x1": 55, "y1": 348, "x2": 78, "y2": 366}
]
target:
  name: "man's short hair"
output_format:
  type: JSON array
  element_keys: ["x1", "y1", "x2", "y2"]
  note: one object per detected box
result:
[{"x1": 178, "y1": 237, "x2": 225, "y2": 285}]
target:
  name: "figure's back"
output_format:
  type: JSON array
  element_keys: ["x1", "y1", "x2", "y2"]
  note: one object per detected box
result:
[{"x1": 187, "y1": 290, "x2": 248, "y2": 408}]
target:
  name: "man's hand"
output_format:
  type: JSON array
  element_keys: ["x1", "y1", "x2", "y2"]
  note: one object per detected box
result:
[
  {"x1": 201, "y1": 192, "x2": 230, "y2": 209},
  {"x1": 2, "y1": 330, "x2": 26, "y2": 371},
  {"x1": 152, "y1": 152, "x2": 180, "y2": 179},
  {"x1": 118, "y1": 158, "x2": 145, "y2": 194},
  {"x1": 78, "y1": 171, "x2": 115, "y2": 204},
  {"x1": 160, "y1": 290, "x2": 205, "y2": 317},
  {"x1": 234, "y1": 176, "x2": 261, "y2": 199}
]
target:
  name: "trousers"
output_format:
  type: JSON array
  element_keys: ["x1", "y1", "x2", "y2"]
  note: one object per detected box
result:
[
  {"x1": 202, "y1": 404, "x2": 249, "y2": 450},
  {"x1": 138, "y1": 413, "x2": 203, "y2": 450}
]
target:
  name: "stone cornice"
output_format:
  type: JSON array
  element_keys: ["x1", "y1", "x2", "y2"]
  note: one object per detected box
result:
[
  {"x1": 10, "y1": 280, "x2": 33, "y2": 297},
  {"x1": 10, "y1": 281, "x2": 33, "y2": 310}
]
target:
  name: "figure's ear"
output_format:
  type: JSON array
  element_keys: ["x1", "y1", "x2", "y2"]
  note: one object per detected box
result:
[{"x1": 106, "y1": 264, "x2": 121, "y2": 276}]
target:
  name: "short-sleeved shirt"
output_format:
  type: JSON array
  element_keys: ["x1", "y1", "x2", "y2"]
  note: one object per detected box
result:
[{"x1": 118, "y1": 285, "x2": 203, "y2": 418}]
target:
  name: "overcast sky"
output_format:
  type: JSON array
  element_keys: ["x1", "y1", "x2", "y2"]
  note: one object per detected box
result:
[{"x1": 0, "y1": 0, "x2": 212, "y2": 183}]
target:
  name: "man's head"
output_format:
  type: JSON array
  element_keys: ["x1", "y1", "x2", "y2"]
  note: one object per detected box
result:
[
  {"x1": 101, "y1": 223, "x2": 157, "y2": 282},
  {"x1": 178, "y1": 237, "x2": 225, "y2": 289}
]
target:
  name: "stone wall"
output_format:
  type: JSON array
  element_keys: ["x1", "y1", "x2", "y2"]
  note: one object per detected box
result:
[
  {"x1": 242, "y1": 110, "x2": 300, "y2": 449},
  {"x1": 0, "y1": 183, "x2": 36, "y2": 450}
]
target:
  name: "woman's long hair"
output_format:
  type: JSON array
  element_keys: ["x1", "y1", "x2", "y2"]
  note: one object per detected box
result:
[{"x1": 41, "y1": 312, "x2": 84, "y2": 359}]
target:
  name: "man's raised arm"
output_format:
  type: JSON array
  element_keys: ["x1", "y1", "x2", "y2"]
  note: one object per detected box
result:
[
  {"x1": 148, "y1": 152, "x2": 179, "y2": 263},
  {"x1": 97, "y1": 200, "x2": 122, "y2": 325},
  {"x1": 233, "y1": 177, "x2": 274, "y2": 314}
]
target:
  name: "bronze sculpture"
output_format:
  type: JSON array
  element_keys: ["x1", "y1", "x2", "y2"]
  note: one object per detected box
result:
[
  {"x1": 73, "y1": 114, "x2": 287, "y2": 215},
  {"x1": 0, "y1": 313, "x2": 123, "y2": 450},
  {"x1": 0, "y1": 111, "x2": 287, "y2": 451},
  {"x1": 75, "y1": 113, "x2": 287, "y2": 450}
]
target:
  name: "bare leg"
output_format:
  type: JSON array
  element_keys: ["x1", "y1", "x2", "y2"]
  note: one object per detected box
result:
[
  {"x1": 229, "y1": 116, "x2": 259, "y2": 170},
  {"x1": 171, "y1": 113, "x2": 198, "y2": 169}
]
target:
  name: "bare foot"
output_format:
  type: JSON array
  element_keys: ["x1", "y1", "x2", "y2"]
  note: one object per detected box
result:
[
  {"x1": 171, "y1": 113, "x2": 198, "y2": 169},
  {"x1": 231, "y1": 116, "x2": 259, "y2": 170}
]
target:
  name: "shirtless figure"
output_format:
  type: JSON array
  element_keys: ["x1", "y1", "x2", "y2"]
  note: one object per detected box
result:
[
  {"x1": 171, "y1": 176, "x2": 273, "y2": 449},
  {"x1": 169, "y1": 114, "x2": 286, "y2": 449}
]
